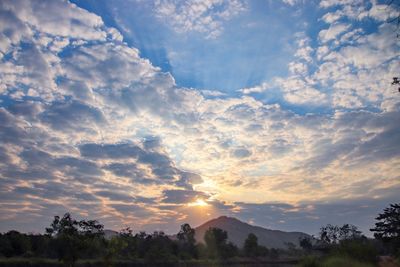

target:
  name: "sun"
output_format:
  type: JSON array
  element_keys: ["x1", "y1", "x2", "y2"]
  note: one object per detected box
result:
[{"x1": 187, "y1": 199, "x2": 209, "y2": 207}]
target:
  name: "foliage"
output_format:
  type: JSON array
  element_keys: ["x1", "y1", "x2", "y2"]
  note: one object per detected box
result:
[
  {"x1": 370, "y1": 203, "x2": 400, "y2": 254},
  {"x1": 319, "y1": 224, "x2": 361, "y2": 245},
  {"x1": 203, "y1": 227, "x2": 238, "y2": 259},
  {"x1": 243, "y1": 233, "x2": 269, "y2": 257},
  {"x1": 299, "y1": 236, "x2": 313, "y2": 251},
  {"x1": 243, "y1": 233, "x2": 258, "y2": 257},
  {"x1": 176, "y1": 223, "x2": 197, "y2": 259},
  {"x1": 332, "y1": 238, "x2": 378, "y2": 264},
  {"x1": 45, "y1": 213, "x2": 106, "y2": 266},
  {"x1": 0, "y1": 211, "x2": 391, "y2": 265}
]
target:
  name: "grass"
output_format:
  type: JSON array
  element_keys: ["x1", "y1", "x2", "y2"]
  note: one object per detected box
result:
[{"x1": 298, "y1": 256, "x2": 376, "y2": 267}]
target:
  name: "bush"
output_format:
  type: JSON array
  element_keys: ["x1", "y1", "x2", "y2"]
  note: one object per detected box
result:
[{"x1": 333, "y1": 239, "x2": 378, "y2": 264}]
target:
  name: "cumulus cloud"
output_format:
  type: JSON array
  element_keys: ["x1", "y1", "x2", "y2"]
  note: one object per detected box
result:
[
  {"x1": 0, "y1": 0, "x2": 398, "y2": 235},
  {"x1": 319, "y1": 23, "x2": 351, "y2": 43},
  {"x1": 154, "y1": 0, "x2": 247, "y2": 39}
]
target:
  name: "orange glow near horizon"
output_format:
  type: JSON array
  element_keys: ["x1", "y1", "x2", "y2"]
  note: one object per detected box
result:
[{"x1": 187, "y1": 199, "x2": 209, "y2": 207}]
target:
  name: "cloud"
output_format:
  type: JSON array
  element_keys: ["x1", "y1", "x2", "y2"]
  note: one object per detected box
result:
[
  {"x1": 319, "y1": 0, "x2": 363, "y2": 9},
  {"x1": 0, "y1": 0, "x2": 106, "y2": 40},
  {"x1": 231, "y1": 148, "x2": 252, "y2": 158},
  {"x1": 40, "y1": 100, "x2": 105, "y2": 132},
  {"x1": 319, "y1": 23, "x2": 351, "y2": 43},
  {"x1": 154, "y1": 0, "x2": 247, "y2": 39},
  {"x1": 236, "y1": 190, "x2": 400, "y2": 235},
  {"x1": 162, "y1": 189, "x2": 209, "y2": 204},
  {"x1": 281, "y1": 0, "x2": 301, "y2": 6},
  {"x1": 0, "y1": 0, "x2": 398, "y2": 235}
]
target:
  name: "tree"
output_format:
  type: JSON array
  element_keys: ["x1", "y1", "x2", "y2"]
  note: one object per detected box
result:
[
  {"x1": 243, "y1": 233, "x2": 258, "y2": 257},
  {"x1": 46, "y1": 213, "x2": 81, "y2": 266},
  {"x1": 204, "y1": 227, "x2": 226, "y2": 259},
  {"x1": 319, "y1": 224, "x2": 362, "y2": 245},
  {"x1": 319, "y1": 224, "x2": 340, "y2": 244},
  {"x1": 204, "y1": 227, "x2": 237, "y2": 259},
  {"x1": 177, "y1": 223, "x2": 195, "y2": 244},
  {"x1": 177, "y1": 223, "x2": 197, "y2": 259},
  {"x1": 46, "y1": 213, "x2": 105, "y2": 266},
  {"x1": 0, "y1": 231, "x2": 30, "y2": 257},
  {"x1": 143, "y1": 231, "x2": 178, "y2": 262},
  {"x1": 370, "y1": 203, "x2": 400, "y2": 253},
  {"x1": 339, "y1": 224, "x2": 362, "y2": 241},
  {"x1": 299, "y1": 236, "x2": 313, "y2": 251},
  {"x1": 46, "y1": 213, "x2": 79, "y2": 237}
]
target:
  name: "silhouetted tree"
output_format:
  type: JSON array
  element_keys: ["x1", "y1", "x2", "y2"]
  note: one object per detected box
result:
[
  {"x1": 177, "y1": 223, "x2": 197, "y2": 259},
  {"x1": 143, "y1": 231, "x2": 178, "y2": 262},
  {"x1": 0, "y1": 231, "x2": 30, "y2": 257},
  {"x1": 299, "y1": 236, "x2": 313, "y2": 251},
  {"x1": 370, "y1": 203, "x2": 400, "y2": 254},
  {"x1": 319, "y1": 224, "x2": 362, "y2": 245},
  {"x1": 45, "y1": 213, "x2": 105, "y2": 266},
  {"x1": 244, "y1": 233, "x2": 258, "y2": 257},
  {"x1": 204, "y1": 227, "x2": 238, "y2": 259}
]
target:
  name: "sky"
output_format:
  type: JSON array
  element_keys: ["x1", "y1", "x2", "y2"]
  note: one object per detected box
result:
[{"x1": 0, "y1": 0, "x2": 399, "y2": 237}]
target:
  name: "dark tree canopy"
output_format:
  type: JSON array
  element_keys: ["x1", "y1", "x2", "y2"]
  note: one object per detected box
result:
[
  {"x1": 244, "y1": 233, "x2": 258, "y2": 257},
  {"x1": 177, "y1": 223, "x2": 197, "y2": 259},
  {"x1": 204, "y1": 227, "x2": 238, "y2": 259},
  {"x1": 299, "y1": 236, "x2": 313, "y2": 251},
  {"x1": 319, "y1": 224, "x2": 362, "y2": 244},
  {"x1": 370, "y1": 203, "x2": 400, "y2": 252},
  {"x1": 177, "y1": 223, "x2": 195, "y2": 244}
]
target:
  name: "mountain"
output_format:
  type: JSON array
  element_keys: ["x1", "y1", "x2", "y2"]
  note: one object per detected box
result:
[{"x1": 194, "y1": 216, "x2": 310, "y2": 249}]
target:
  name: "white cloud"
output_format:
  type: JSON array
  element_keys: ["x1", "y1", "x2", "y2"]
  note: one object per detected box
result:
[
  {"x1": 275, "y1": 77, "x2": 328, "y2": 105},
  {"x1": 154, "y1": 0, "x2": 247, "y2": 39},
  {"x1": 322, "y1": 10, "x2": 343, "y2": 23},
  {"x1": 319, "y1": 23, "x2": 351, "y2": 43},
  {"x1": 282, "y1": 0, "x2": 301, "y2": 6},
  {"x1": 0, "y1": 0, "x2": 399, "y2": 234},
  {"x1": 239, "y1": 82, "x2": 270, "y2": 94},
  {"x1": 319, "y1": 0, "x2": 363, "y2": 8},
  {"x1": 1, "y1": 0, "x2": 106, "y2": 40}
]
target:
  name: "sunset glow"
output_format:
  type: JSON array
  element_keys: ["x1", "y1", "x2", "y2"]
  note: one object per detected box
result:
[
  {"x1": 0, "y1": 0, "x2": 399, "y2": 236},
  {"x1": 188, "y1": 199, "x2": 209, "y2": 208}
]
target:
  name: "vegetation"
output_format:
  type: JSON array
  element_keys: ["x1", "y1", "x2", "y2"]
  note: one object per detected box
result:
[
  {"x1": 203, "y1": 227, "x2": 238, "y2": 259},
  {"x1": 370, "y1": 203, "x2": 400, "y2": 256},
  {"x1": 243, "y1": 233, "x2": 268, "y2": 257},
  {"x1": 0, "y1": 203, "x2": 399, "y2": 266}
]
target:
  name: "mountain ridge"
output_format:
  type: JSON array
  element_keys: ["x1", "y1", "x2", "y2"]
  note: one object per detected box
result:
[{"x1": 194, "y1": 216, "x2": 310, "y2": 249}]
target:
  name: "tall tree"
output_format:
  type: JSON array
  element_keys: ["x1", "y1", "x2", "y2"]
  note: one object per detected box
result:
[
  {"x1": 46, "y1": 213, "x2": 105, "y2": 266},
  {"x1": 370, "y1": 203, "x2": 400, "y2": 253},
  {"x1": 204, "y1": 227, "x2": 238, "y2": 259},
  {"x1": 243, "y1": 233, "x2": 258, "y2": 257},
  {"x1": 177, "y1": 223, "x2": 197, "y2": 259},
  {"x1": 204, "y1": 227, "x2": 227, "y2": 259}
]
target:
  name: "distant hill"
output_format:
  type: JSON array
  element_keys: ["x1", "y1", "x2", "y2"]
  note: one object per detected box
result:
[{"x1": 194, "y1": 216, "x2": 311, "y2": 249}]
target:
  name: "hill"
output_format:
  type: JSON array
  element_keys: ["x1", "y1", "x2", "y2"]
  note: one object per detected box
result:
[{"x1": 194, "y1": 216, "x2": 310, "y2": 249}]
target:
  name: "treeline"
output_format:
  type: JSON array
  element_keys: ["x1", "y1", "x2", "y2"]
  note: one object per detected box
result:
[
  {"x1": 298, "y1": 203, "x2": 400, "y2": 267},
  {"x1": 0, "y1": 203, "x2": 399, "y2": 267},
  {"x1": 0, "y1": 213, "x2": 285, "y2": 266}
]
